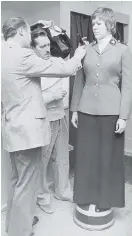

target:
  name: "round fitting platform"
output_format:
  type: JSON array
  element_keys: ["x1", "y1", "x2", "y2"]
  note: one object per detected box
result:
[{"x1": 73, "y1": 205, "x2": 115, "y2": 231}]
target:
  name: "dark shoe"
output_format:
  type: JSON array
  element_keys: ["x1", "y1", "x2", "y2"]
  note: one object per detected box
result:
[
  {"x1": 33, "y1": 216, "x2": 39, "y2": 226},
  {"x1": 32, "y1": 216, "x2": 39, "y2": 236}
]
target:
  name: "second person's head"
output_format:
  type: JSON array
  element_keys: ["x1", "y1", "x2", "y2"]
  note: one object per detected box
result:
[{"x1": 31, "y1": 28, "x2": 51, "y2": 59}]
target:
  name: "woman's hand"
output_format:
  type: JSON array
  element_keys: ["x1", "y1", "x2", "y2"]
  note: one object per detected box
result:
[
  {"x1": 115, "y1": 118, "x2": 126, "y2": 134},
  {"x1": 71, "y1": 112, "x2": 78, "y2": 128}
]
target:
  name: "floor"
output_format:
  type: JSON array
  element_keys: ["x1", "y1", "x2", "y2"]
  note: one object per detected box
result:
[{"x1": 1, "y1": 156, "x2": 132, "y2": 236}]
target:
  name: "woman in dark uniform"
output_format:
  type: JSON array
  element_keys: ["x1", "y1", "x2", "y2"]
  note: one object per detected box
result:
[{"x1": 71, "y1": 7, "x2": 132, "y2": 213}]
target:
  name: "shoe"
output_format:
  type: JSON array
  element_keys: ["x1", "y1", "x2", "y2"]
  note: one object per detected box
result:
[
  {"x1": 54, "y1": 195, "x2": 73, "y2": 203},
  {"x1": 32, "y1": 216, "x2": 39, "y2": 226},
  {"x1": 38, "y1": 204, "x2": 54, "y2": 214},
  {"x1": 32, "y1": 216, "x2": 39, "y2": 236}
]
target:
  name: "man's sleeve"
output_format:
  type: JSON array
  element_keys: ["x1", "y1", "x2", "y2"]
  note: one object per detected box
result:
[
  {"x1": 21, "y1": 49, "x2": 81, "y2": 78},
  {"x1": 119, "y1": 46, "x2": 132, "y2": 120},
  {"x1": 42, "y1": 90, "x2": 55, "y2": 104}
]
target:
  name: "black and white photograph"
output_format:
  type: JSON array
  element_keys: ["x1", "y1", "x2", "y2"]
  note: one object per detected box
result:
[{"x1": 1, "y1": 1, "x2": 132, "y2": 236}]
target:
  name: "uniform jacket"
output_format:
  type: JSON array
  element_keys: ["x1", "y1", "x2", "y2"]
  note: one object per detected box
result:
[
  {"x1": 1, "y1": 41, "x2": 81, "y2": 152},
  {"x1": 70, "y1": 38, "x2": 132, "y2": 120}
]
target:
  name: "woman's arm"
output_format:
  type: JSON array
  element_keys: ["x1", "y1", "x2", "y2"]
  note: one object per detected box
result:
[
  {"x1": 119, "y1": 46, "x2": 132, "y2": 120},
  {"x1": 116, "y1": 46, "x2": 132, "y2": 134}
]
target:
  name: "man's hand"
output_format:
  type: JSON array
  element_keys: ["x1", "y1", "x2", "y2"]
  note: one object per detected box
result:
[
  {"x1": 71, "y1": 112, "x2": 78, "y2": 128},
  {"x1": 62, "y1": 90, "x2": 67, "y2": 98},
  {"x1": 74, "y1": 45, "x2": 86, "y2": 60},
  {"x1": 115, "y1": 118, "x2": 126, "y2": 134},
  {"x1": 82, "y1": 37, "x2": 89, "y2": 46},
  {"x1": 53, "y1": 89, "x2": 67, "y2": 100}
]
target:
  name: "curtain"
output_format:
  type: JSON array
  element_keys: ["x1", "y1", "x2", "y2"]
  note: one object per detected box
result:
[
  {"x1": 70, "y1": 11, "x2": 93, "y2": 56},
  {"x1": 114, "y1": 22, "x2": 124, "y2": 42},
  {"x1": 69, "y1": 12, "x2": 93, "y2": 169}
]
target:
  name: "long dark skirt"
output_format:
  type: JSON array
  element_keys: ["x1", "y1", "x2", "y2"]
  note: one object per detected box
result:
[{"x1": 73, "y1": 112, "x2": 125, "y2": 208}]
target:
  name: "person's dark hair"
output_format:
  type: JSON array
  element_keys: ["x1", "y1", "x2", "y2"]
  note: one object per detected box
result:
[
  {"x1": 2, "y1": 17, "x2": 28, "y2": 41},
  {"x1": 91, "y1": 7, "x2": 116, "y2": 35},
  {"x1": 31, "y1": 27, "x2": 48, "y2": 47}
]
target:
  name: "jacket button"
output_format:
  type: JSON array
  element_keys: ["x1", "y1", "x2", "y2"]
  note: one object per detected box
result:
[
  {"x1": 96, "y1": 73, "x2": 99, "y2": 77},
  {"x1": 96, "y1": 63, "x2": 100, "y2": 67},
  {"x1": 94, "y1": 93, "x2": 97, "y2": 96},
  {"x1": 95, "y1": 83, "x2": 98, "y2": 86}
]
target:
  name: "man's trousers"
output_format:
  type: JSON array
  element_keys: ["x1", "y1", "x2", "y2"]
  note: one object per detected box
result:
[
  {"x1": 6, "y1": 147, "x2": 41, "y2": 236},
  {"x1": 37, "y1": 117, "x2": 72, "y2": 206}
]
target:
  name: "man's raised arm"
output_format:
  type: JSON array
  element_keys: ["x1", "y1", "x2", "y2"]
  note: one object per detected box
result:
[{"x1": 22, "y1": 46, "x2": 86, "y2": 78}]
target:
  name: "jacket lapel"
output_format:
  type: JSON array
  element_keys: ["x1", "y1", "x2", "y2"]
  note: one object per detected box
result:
[
  {"x1": 92, "y1": 42, "x2": 100, "y2": 55},
  {"x1": 101, "y1": 43, "x2": 114, "y2": 55}
]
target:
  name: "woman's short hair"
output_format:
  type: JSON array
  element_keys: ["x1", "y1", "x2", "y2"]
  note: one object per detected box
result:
[
  {"x1": 91, "y1": 7, "x2": 116, "y2": 35},
  {"x1": 31, "y1": 27, "x2": 48, "y2": 48},
  {"x1": 2, "y1": 17, "x2": 28, "y2": 41}
]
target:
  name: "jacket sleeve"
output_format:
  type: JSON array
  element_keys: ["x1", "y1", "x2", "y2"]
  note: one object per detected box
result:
[
  {"x1": 119, "y1": 46, "x2": 132, "y2": 120},
  {"x1": 21, "y1": 49, "x2": 81, "y2": 78},
  {"x1": 70, "y1": 68, "x2": 85, "y2": 112},
  {"x1": 42, "y1": 90, "x2": 56, "y2": 104}
]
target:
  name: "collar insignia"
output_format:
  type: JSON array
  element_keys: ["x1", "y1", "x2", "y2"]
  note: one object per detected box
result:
[
  {"x1": 92, "y1": 40, "x2": 97, "y2": 46},
  {"x1": 110, "y1": 38, "x2": 117, "y2": 45}
]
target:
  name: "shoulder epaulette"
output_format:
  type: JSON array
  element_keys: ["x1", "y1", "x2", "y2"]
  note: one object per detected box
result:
[{"x1": 118, "y1": 41, "x2": 128, "y2": 46}]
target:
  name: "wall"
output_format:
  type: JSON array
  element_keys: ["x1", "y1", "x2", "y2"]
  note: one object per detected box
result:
[
  {"x1": 60, "y1": 1, "x2": 132, "y2": 156},
  {"x1": 1, "y1": 1, "x2": 60, "y2": 26}
]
